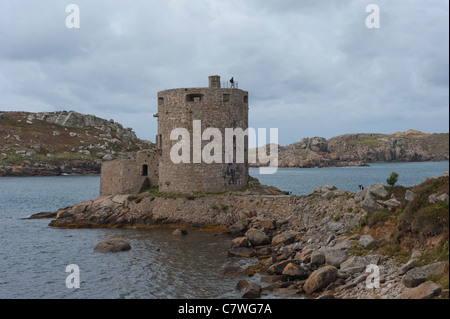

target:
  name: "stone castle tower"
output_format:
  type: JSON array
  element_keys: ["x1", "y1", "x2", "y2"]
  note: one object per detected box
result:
[{"x1": 100, "y1": 75, "x2": 249, "y2": 196}]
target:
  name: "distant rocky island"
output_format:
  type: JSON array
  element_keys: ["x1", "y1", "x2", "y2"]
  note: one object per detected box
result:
[
  {"x1": 250, "y1": 130, "x2": 449, "y2": 168},
  {"x1": 1, "y1": 110, "x2": 448, "y2": 176}
]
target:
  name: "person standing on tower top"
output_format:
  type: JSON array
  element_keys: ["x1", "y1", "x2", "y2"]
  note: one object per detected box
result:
[{"x1": 230, "y1": 77, "x2": 235, "y2": 88}]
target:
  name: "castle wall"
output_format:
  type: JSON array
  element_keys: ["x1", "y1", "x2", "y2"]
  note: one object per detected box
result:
[
  {"x1": 157, "y1": 87, "x2": 249, "y2": 193},
  {"x1": 100, "y1": 75, "x2": 249, "y2": 196},
  {"x1": 100, "y1": 149, "x2": 159, "y2": 196}
]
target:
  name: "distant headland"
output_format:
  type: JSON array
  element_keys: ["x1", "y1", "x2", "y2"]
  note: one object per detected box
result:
[{"x1": 0, "y1": 110, "x2": 448, "y2": 177}]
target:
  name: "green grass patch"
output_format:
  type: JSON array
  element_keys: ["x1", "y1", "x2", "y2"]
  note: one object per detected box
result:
[
  {"x1": 379, "y1": 243, "x2": 411, "y2": 264},
  {"x1": 363, "y1": 210, "x2": 393, "y2": 227},
  {"x1": 428, "y1": 263, "x2": 449, "y2": 289},
  {"x1": 346, "y1": 135, "x2": 383, "y2": 148},
  {"x1": 416, "y1": 240, "x2": 449, "y2": 267},
  {"x1": 399, "y1": 176, "x2": 449, "y2": 236}
]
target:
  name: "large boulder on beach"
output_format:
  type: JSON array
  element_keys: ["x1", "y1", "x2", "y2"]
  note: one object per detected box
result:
[
  {"x1": 324, "y1": 248, "x2": 349, "y2": 268},
  {"x1": 282, "y1": 262, "x2": 308, "y2": 278},
  {"x1": 400, "y1": 281, "x2": 442, "y2": 299},
  {"x1": 242, "y1": 283, "x2": 261, "y2": 299},
  {"x1": 402, "y1": 262, "x2": 447, "y2": 288},
  {"x1": 245, "y1": 228, "x2": 270, "y2": 246},
  {"x1": 93, "y1": 238, "x2": 131, "y2": 252},
  {"x1": 303, "y1": 265, "x2": 338, "y2": 295},
  {"x1": 172, "y1": 229, "x2": 188, "y2": 236},
  {"x1": 268, "y1": 260, "x2": 292, "y2": 275},
  {"x1": 271, "y1": 230, "x2": 300, "y2": 245},
  {"x1": 227, "y1": 247, "x2": 256, "y2": 258},
  {"x1": 310, "y1": 251, "x2": 326, "y2": 266}
]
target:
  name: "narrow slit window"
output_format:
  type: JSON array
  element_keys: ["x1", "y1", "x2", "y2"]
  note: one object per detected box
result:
[{"x1": 142, "y1": 164, "x2": 148, "y2": 176}]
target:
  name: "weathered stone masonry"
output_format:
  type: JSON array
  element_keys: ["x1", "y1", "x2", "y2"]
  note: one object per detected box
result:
[{"x1": 100, "y1": 75, "x2": 249, "y2": 196}]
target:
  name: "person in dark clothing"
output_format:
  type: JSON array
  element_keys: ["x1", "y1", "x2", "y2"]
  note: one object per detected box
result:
[{"x1": 230, "y1": 77, "x2": 235, "y2": 88}]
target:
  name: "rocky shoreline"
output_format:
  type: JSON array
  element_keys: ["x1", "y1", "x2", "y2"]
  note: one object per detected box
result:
[
  {"x1": 0, "y1": 160, "x2": 101, "y2": 177},
  {"x1": 250, "y1": 131, "x2": 449, "y2": 168},
  {"x1": 45, "y1": 173, "x2": 450, "y2": 299}
]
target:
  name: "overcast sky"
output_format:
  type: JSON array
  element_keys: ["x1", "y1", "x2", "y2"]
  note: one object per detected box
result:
[{"x1": 1, "y1": 0, "x2": 448, "y2": 146}]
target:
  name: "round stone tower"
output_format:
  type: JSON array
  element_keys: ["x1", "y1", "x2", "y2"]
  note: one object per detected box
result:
[{"x1": 156, "y1": 75, "x2": 249, "y2": 193}]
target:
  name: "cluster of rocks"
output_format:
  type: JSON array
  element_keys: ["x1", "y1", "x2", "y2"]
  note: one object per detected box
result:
[
  {"x1": 312, "y1": 185, "x2": 352, "y2": 199},
  {"x1": 221, "y1": 179, "x2": 449, "y2": 299},
  {"x1": 46, "y1": 174, "x2": 449, "y2": 299},
  {"x1": 354, "y1": 171, "x2": 450, "y2": 213},
  {"x1": 225, "y1": 212, "x2": 447, "y2": 299}
]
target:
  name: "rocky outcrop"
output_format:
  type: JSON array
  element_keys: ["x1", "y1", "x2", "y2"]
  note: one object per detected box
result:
[
  {"x1": 0, "y1": 111, "x2": 154, "y2": 176},
  {"x1": 400, "y1": 281, "x2": 442, "y2": 299},
  {"x1": 172, "y1": 229, "x2": 188, "y2": 236},
  {"x1": 402, "y1": 262, "x2": 447, "y2": 288},
  {"x1": 251, "y1": 130, "x2": 449, "y2": 168},
  {"x1": 93, "y1": 238, "x2": 131, "y2": 252},
  {"x1": 33, "y1": 111, "x2": 137, "y2": 140},
  {"x1": 242, "y1": 283, "x2": 261, "y2": 299},
  {"x1": 46, "y1": 175, "x2": 449, "y2": 299},
  {"x1": 23, "y1": 212, "x2": 57, "y2": 219},
  {"x1": 303, "y1": 266, "x2": 338, "y2": 295}
]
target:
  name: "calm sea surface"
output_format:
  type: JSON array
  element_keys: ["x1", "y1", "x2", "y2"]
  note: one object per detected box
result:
[
  {"x1": 251, "y1": 161, "x2": 449, "y2": 195},
  {"x1": 0, "y1": 161, "x2": 448, "y2": 298}
]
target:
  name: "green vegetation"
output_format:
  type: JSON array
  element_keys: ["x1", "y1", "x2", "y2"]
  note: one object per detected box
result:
[
  {"x1": 428, "y1": 263, "x2": 449, "y2": 290},
  {"x1": 354, "y1": 176, "x2": 448, "y2": 271},
  {"x1": 416, "y1": 240, "x2": 449, "y2": 267},
  {"x1": 398, "y1": 176, "x2": 449, "y2": 237},
  {"x1": 379, "y1": 243, "x2": 411, "y2": 264},
  {"x1": 386, "y1": 172, "x2": 399, "y2": 188},
  {"x1": 360, "y1": 176, "x2": 449, "y2": 241},
  {"x1": 346, "y1": 134, "x2": 383, "y2": 148},
  {"x1": 344, "y1": 225, "x2": 362, "y2": 237},
  {"x1": 362, "y1": 210, "x2": 393, "y2": 227}
]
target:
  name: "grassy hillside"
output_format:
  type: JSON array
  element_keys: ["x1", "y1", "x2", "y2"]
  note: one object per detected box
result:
[{"x1": 0, "y1": 111, "x2": 153, "y2": 175}]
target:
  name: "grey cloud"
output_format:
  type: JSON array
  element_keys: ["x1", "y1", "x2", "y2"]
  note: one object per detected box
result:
[{"x1": 0, "y1": 0, "x2": 448, "y2": 145}]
